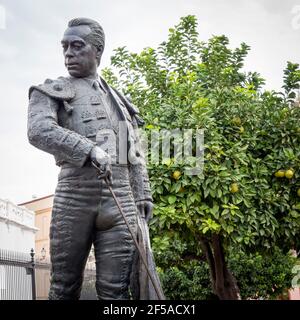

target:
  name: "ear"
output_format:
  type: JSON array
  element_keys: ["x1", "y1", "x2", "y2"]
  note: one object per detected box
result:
[
  {"x1": 95, "y1": 46, "x2": 103, "y2": 66},
  {"x1": 96, "y1": 46, "x2": 103, "y2": 59}
]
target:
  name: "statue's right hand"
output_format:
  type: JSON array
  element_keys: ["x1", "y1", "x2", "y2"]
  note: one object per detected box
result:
[
  {"x1": 90, "y1": 146, "x2": 111, "y2": 165},
  {"x1": 90, "y1": 146, "x2": 112, "y2": 185}
]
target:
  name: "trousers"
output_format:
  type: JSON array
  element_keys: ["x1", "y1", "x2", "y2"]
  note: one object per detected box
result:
[{"x1": 48, "y1": 164, "x2": 137, "y2": 300}]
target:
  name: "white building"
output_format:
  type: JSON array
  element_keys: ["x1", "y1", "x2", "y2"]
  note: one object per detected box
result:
[
  {"x1": 0, "y1": 198, "x2": 38, "y2": 253},
  {"x1": 0, "y1": 198, "x2": 38, "y2": 299}
]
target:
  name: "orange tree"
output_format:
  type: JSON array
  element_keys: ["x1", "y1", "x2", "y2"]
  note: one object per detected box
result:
[{"x1": 103, "y1": 16, "x2": 300, "y2": 299}]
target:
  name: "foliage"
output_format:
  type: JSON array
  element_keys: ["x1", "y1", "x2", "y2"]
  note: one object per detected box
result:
[
  {"x1": 283, "y1": 61, "x2": 300, "y2": 103},
  {"x1": 103, "y1": 15, "x2": 300, "y2": 297},
  {"x1": 156, "y1": 247, "x2": 296, "y2": 300},
  {"x1": 159, "y1": 260, "x2": 214, "y2": 300},
  {"x1": 228, "y1": 248, "x2": 297, "y2": 300}
]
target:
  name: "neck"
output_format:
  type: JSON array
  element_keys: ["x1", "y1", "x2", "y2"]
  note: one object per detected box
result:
[{"x1": 85, "y1": 72, "x2": 98, "y2": 80}]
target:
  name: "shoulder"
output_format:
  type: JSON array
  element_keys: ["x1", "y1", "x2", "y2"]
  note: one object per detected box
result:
[{"x1": 28, "y1": 76, "x2": 75, "y2": 101}]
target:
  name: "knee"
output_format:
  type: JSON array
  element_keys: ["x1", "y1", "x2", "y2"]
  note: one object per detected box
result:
[
  {"x1": 95, "y1": 279, "x2": 130, "y2": 300},
  {"x1": 49, "y1": 272, "x2": 84, "y2": 300}
]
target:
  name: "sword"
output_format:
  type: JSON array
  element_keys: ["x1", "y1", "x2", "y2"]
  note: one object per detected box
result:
[{"x1": 92, "y1": 161, "x2": 164, "y2": 300}]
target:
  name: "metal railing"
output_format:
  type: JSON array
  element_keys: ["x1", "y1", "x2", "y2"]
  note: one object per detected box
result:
[
  {"x1": 0, "y1": 248, "x2": 97, "y2": 300},
  {"x1": 34, "y1": 258, "x2": 97, "y2": 300},
  {"x1": 0, "y1": 248, "x2": 35, "y2": 300}
]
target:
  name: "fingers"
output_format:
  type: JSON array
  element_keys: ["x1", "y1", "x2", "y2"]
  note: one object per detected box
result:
[
  {"x1": 136, "y1": 201, "x2": 154, "y2": 222},
  {"x1": 106, "y1": 165, "x2": 113, "y2": 186},
  {"x1": 137, "y1": 202, "x2": 145, "y2": 219},
  {"x1": 144, "y1": 202, "x2": 150, "y2": 218},
  {"x1": 92, "y1": 146, "x2": 111, "y2": 166},
  {"x1": 144, "y1": 202, "x2": 153, "y2": 222}
]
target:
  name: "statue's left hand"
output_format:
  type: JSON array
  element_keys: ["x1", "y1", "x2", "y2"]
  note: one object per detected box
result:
[{"x1": 136, "y1": 200, "x2": 154, "y2": 223}]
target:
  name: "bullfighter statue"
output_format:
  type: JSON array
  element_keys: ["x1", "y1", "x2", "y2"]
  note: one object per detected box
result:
[{"x1": 27, "y1": 17, "x2": 164, "y2": 300}]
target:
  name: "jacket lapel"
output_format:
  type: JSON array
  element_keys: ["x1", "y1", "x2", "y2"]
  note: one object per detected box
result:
[{"x1": 99, "y1": 76, "x2": 128, "y2": 121}]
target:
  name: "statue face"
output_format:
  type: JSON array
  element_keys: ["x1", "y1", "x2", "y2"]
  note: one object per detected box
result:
[{"x1": 61, "y1": 25, "x2": 99, "y2": 78}]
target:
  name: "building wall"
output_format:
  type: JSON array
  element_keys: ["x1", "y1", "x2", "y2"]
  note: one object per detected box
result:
[
  {"x1": 23, "y1": 196, "x2": 54, "y2": 213},
  {"x1": 35, "y1": 208, "x2": 51, "y2": 259},
  {"x1": 289, "y1": 288, "x2": 300, "y2": 300},
  {"x1": 0, "y1": 199, "x2": 37, "y2": 300},
  {"x1": 0, "y1": 199, "x2": 37, "y2": 253},
  {"x1": 20, "y1": 196, "x2": 53, "y2": 260}
]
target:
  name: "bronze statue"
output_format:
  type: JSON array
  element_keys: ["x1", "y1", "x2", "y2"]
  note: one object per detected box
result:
[{"x1": 27, "y1": 17, "x2": 164, "y2": 300}]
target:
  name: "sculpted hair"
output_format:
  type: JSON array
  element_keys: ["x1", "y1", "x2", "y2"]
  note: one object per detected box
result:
[{"x1": 68, "y1": 17, "x2": 105, "y2": 63}]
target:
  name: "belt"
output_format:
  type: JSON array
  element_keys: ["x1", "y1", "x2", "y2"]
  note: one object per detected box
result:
[{"x1": 61, "y1": 160, "x2": 128, "y2": 169}]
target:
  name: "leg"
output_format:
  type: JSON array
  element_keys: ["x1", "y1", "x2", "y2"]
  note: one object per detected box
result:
[
  {"x1": 49, "y1": 168, "x2": 101, "y2": 300},
  {"x1": 49, "y1": 196, "x2": 94, "y2": 300},
  {"x1": 94, "y1": 167, "x2": 137, "y2": 300}
]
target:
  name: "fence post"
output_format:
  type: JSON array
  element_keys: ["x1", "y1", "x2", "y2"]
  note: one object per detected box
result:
[{"x1": 30, "y1": 248, "x2": 36, "y2": 300}]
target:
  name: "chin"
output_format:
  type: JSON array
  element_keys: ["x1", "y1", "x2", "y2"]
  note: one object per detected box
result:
[{"x1": 68, "y1": 70, "x2": 84, "y2": 78}]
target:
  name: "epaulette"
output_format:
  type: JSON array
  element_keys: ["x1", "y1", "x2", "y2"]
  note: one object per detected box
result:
[{"x1": 28, "y1": 77, "x2": 75, "y2": 114}]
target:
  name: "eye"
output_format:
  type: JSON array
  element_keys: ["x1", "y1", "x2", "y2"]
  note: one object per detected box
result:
[
  {"x1": 62, "y1": 44, "x2": 68, "y2": 51},
  {"x1": 73, "y1": 42, "x2": 84, "y2": 50}
]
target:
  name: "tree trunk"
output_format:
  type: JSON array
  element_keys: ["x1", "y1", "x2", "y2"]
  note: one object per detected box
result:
[{"x1": 199, "y1": 234, "x2": 241, "y2": 300}]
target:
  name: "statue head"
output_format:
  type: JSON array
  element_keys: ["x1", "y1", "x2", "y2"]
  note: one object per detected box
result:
[{"x1": 61, "y1": 18, "x2": 105, "y2": 78}]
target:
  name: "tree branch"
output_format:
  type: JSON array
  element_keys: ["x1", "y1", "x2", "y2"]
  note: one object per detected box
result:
[
  {"x1": 212, "y1": 234, "x2": 225, "y2": 292},
  {"x1": 198, "y1": 235, "x2": 216, "y2": 282}
]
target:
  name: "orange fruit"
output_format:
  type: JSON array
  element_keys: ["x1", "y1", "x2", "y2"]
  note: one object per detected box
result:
[
  {"x1": 285, "y1": 169, "x2": 294, "y2": 179},
  {"x1": 230, "y1": 183, "x2": 239, "y2": 193},
  {"x1": 274, "y1": 170, "x2": 285, "y2": 178},
  {"x1": 172, "y1": 171, "x2": 181, "y2": 180},
  {"x1": 232, "y1": 117, "x2": 242, "y2": 126}
]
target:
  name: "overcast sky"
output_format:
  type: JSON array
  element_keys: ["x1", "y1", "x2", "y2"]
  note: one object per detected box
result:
[{"x1": 0, "y1": 0, "x2": 299, "y2": 204}]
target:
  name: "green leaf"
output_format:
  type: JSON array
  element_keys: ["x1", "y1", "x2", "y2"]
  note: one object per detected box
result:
[{"x1": 168, "y1": 195, "x2": 177, "y2": 204}]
